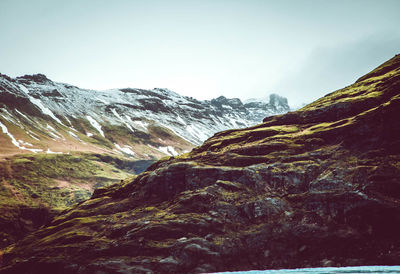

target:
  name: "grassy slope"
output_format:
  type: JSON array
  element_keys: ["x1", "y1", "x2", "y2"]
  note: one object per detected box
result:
[
  {"x1": 1, "y1": 55, "x2": 399, "y2": 272},
  {"x1": 0, "y1": 106, "x2": 193, "y2": 248},
  {"x1": 0, "y1": 152, "x2": 146, "y2": 248}
]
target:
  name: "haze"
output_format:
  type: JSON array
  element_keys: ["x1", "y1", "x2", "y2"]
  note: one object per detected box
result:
[{"x1": 0, "y1": 0, "x2": 399, "y2": 106}]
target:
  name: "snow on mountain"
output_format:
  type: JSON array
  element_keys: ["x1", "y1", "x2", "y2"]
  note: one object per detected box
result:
[
  {"x1": 244, "y1": 93, "x2": 289, "y2": 121},
  {"x1": 0, "y1": 73, "x2": 290, "y2": 158}
]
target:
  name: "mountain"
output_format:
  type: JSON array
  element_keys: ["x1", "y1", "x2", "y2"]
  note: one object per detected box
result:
[
  {"x1": 2, "y1": 54, "x2": 399, "y2": 273},
  {"x1": 244, "y1": 93, "x2": 290, "y2": 121},
  {"x1": 0, "y1": 73, "x2": 289, "y2": 249},
  {"x1": 4, "y1": 53, "x2": 400, "y2": 274},
  {"x1": 0, "y1": 73, "x2": 289, "y2": 151}
]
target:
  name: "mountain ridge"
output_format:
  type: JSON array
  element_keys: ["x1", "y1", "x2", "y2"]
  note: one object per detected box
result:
[
  {"x1": 0, "y1": 72, "x2": 289, "y2": 153},
  {"x1": 2, "y1": 54, "x2": 400, "y2": 273},
  {"x1": 0, "y1": 73, "x2": 289, "y2": 250}
]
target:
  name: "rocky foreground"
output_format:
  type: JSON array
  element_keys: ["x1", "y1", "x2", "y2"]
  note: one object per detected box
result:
[{"x1": 1, "y1": 55, "x2": 400, "y2": 273}]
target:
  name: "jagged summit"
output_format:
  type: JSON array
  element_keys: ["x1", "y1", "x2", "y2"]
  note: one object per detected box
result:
[
  {"x1": 211, "y1": 96, "x2": 244, "y2": 108},
  {"x1": 0, "y1": 73, "x2": 290, "y2": 252},
  {"x1": 0, "y1": 73, "x2": 289, "y2": 149},
  {"x1": 16, "y1": 73, "x2": 50, "y2": 83},
  {"x1": 244, "y1": 93, "x2": 290, "y2": 121},
  {"x1": 2, "y1": 55, "x2": 399, "y2": 273},
  {"x1": 268, "y1": 93, "x2": 288, "y2": 107}
]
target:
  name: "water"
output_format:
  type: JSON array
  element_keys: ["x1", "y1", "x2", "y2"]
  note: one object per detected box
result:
[{"x1": 215, "y1": 266, "x2": 400, "y2": 273}]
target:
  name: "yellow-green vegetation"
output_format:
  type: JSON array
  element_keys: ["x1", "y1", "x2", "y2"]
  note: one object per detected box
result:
[
  {"x1": 0, "y1": 152, "x2": 141, "y2": 248},
  {"x1": 103, "y1": 124, "x2": 145, "y2": 145},
  {"x1": 356, "y1": 54, "x2": 400, "y2": 83},
  {"x1": 300, "y1": 57, "x2": 399, "y2": 114},
  {"x1": 2, "y1": 55, "x2": 400, "y2": 273},
  {"x1": 0, "y1": 153, "x2": 132, "y2": 209},
  {"x1": 189, "y1": 125, "x2": 301, "y2": 157}
]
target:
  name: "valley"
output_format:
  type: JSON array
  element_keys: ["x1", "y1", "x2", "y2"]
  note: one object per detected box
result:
[
  {"x1": 0, "y1": 73, "x2": 289, "y2": 250},
  {"x1": 1, "y1": 54, "x2": 399, "y2": 273}
]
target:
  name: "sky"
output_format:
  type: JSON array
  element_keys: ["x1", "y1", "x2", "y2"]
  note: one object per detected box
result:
[{"x1": 0, "y1": 0, "x2": 399, "y2": 107}]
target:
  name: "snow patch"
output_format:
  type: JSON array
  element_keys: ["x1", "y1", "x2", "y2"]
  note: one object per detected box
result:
[
  {"x1": 1, "y1": 108, "x2": 15, "y2": 119},
  {"x1": 115, "y1": 143, "x2": 135, "y2": 156},
  {"x1": 186, "y1": 124, "x2": 209, "y2": 142},
  {"x1": 46, "y1": 124, "x2": 63, "y2": 139},
  {"x1": 97, "y1": 97, "x2": 109, "y2": 104},
  {"x1": 27, "y1": 131, "x2": 40, "y2": 141},
  {"x1": 86, "y1": 132, "x2": 94, "y2": 137},
  {"x1": 18, "y1": 140, "x2": 33, "y2": 147},
  {"x1": 0, "y1": 111, "x2": 18, "y2": 124},
  {"x1": 15, "y1": 109, "x2": 32, "y2": 122},
  {"x1": 46, "y1": 148, "x2": 62, "y2": 154},
  {"x1": 64, "y1": 116, "x2": 77, "y2": 131},
  {"x1": 0, "y1": 121, "x2": 43, "y2": 153},
  {"x1": 0, "y1": 77, "x2": 288, "y2": 149},
  {"x1": 86, "y1": 115, "x2": 104, "y2": 137},
  {"x1": 167, "y1": 146, "x2": 178, "y2": 156},
  {"x1": 132, "y1": 120, "x2": 148, "y2": 132},
  {"x1": 68, "y1": 131, "x2": 83, "y2": 142},
  {"x1": 158, "y1": 146, "x2": 178, "y2": 156},
  {"x1": 176, "y1": 115, "x2": 186, "y2": 125},
  {"x1": 19, "y1": 84, "x2": 65, "y2": 125},
  {"x1": 111, "y1": 109, "x2": 135, "y2": 132}
]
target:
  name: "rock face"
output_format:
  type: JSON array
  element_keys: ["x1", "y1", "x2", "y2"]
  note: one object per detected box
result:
[
  {"x1": 244, "y1": 93, "x2": 290, "y2": 121},
  {"x1": 0, "y1": 74, "x2": 288, "y2": 249},
  {"x1": 0, "y1": 74, "x2": 289, "y2": 155},
  {"x1": 2, "y1": 55, "x2": 400, "y2": 273}
]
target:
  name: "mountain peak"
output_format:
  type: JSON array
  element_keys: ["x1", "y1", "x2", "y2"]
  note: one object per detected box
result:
[
  {"x1": 269, "y1": 93, "x2": 288, "y2": 107},
  {"x1": 16, "y1": 73, "x2": 50, "y2": 84},
  {"x1": 2, "y1": 55, "x2": 400, "y2": 273},
  {"x1": 211, "y1": 96, "x2": 243, "y2": 108},
  {"x1": 0, "y1": 73, "x2": 289, "y2": 150}
]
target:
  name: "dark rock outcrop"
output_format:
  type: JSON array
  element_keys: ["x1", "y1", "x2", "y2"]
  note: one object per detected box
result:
[
  {"x1": 2, "y1": 55, "x2": 400, "y2": 273},
  {"x1": 0, "y1": 72, "x2": 289, "y2": 253},
  {"x1": 16, "y1": 74, "x2": 50, "y2": 84}
]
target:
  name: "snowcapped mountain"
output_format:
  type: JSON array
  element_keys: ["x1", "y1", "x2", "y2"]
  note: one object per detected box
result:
[
  {"x1": 244, "y1": 93, "x2": 289, "y2": 121},
  {"x1": 0, "y1": 73, "x2": 290, "y2": 159},
  {"x1": 0, "y1": 73, "x2": 290, "y2": 246}
]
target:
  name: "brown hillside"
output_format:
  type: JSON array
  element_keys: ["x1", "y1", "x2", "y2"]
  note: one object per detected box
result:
[{"x1": 2, "y1": 55, "x2": 400, "y2": 273}]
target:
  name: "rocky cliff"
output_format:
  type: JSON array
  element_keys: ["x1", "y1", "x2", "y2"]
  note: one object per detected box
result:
[
  {"x1": 1, "y1": 54, "x2": 400, "y2": 273},
  {"x1": 0, "y1": 73, "x2": 289, "y2": 154},
  {"x1": 0, "y1": 74, "x2": 289, "y2": 249}
]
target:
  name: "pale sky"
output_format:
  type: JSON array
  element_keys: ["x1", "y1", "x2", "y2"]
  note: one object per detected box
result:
[{"x1": 0, "y1": 0, "x2": 399, "y2": 106}]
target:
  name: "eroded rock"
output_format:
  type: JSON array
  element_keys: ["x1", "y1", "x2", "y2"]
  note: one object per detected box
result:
[{"x1": 2, "y1": 55, "x2": 400, "y2": 273}]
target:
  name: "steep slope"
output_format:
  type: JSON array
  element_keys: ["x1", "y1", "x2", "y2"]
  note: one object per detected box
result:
[
  {"x1": 3, "y1": 55, "x2": 399, "y2": 273},
  {"x1": 0, "y1": 74, "x2": 289, "y2": 248},
  {"x1": 0, "y1": 73, "x2": 289, "y2": 155},
  {"x1": 0, "y1": 152, "x2": 148, "y2": 248}
]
